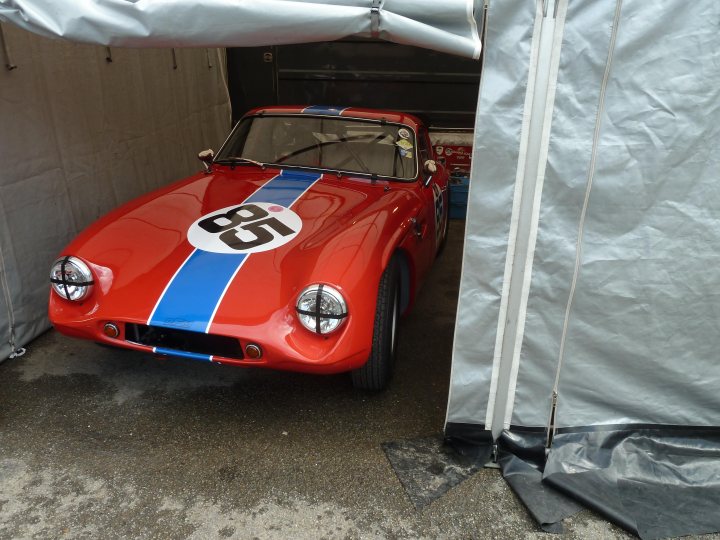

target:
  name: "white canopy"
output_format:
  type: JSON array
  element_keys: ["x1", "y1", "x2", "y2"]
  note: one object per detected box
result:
[{"x1": 0, "y1": 0, "x2": 481, "y2": 59}]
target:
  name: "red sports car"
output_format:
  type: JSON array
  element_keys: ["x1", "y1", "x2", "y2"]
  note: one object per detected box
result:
[{"x1": 49, "y1": 106, "x2": 449, "y2": 390}]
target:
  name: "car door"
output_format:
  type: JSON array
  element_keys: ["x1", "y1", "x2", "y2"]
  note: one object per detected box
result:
[{"x1": 411, "y1": 127, "x2": 447, "y2": 277}]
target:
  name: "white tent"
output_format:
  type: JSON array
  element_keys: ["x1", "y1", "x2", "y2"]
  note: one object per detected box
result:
[
  {"x1": 446, "y1": 0, "x2": 720, "y2": 537},
  {"x1": 0, "y1": 0, "x2": 481, "y2": 58}
]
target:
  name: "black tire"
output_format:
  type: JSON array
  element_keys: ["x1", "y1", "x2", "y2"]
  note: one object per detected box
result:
[
  {"x1": 436, "y1": 187, "x2": 451, "y2": 257},
  {"x1": 351, "y1": 256, "x2": 400, "y2": 391}
]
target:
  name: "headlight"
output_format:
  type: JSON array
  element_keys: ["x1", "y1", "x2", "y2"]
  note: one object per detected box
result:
[
  {"x1": 50, "y1": 256, "x2": 94, "y2": 301},
  {"x1": 296, "y1": 284, "x2": 348, "y2": 335}
]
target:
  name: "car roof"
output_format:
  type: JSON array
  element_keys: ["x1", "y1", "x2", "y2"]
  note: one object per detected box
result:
[{"x1": 245, "y1": 105, "x2": 424, "y2": 131}]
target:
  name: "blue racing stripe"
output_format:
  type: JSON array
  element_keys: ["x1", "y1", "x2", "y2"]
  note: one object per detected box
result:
[
  {"x1": 154, "y1": 347, "x2": 213, "y2": 363},
  {"x1": 149, "y1": 169, "x2": 321, "y2": 334},
  {"x1": 301, "y1": 105, "x2": 348, "y2": 116},
  {"x1": 149, "y1": 250, "x2": 247, "y2": 333},
  {"x1": 245, "y1": 170, "x2": 320, "y2": 206}
]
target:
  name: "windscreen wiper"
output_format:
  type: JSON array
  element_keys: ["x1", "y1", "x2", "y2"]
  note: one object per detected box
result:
[
  {"x1": 214, "y1": 156, "x2": 265, "y2": 168},
  {"x1": 276, "y1": 134, "x2": 379, "y2": 174}
]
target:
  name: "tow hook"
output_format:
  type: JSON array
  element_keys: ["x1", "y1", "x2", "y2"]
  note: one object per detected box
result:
[{"x1": 410, "y1": 217, "x2": 423, "y2": 239}]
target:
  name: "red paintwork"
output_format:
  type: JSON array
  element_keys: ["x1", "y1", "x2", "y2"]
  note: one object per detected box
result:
[{"x1": 49, "y1": 106, "x2": 449, "y2": 374}]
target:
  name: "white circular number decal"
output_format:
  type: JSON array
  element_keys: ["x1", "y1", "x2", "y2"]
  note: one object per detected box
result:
[{"x1": 188, "y1": 202, "x2": 302, "y2": 254}]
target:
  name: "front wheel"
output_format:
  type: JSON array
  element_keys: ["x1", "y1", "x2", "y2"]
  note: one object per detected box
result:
[
  {"x1": 436, "y1": 187, "x2": 450, "y2": 257},
  {"x1": 351, "y1": 257, "x2": 400, "y2": 391}
]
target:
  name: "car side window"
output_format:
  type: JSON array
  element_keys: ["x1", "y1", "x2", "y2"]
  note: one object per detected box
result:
[
  {"x1": 417, "y1": 129, "x2": 434, "y2": 184},
  {"x1": 417, "y1": 129, "x2": 431, "y2": 164}
]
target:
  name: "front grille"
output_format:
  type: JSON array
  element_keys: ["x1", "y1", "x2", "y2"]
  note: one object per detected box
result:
[{"x1": 125, "y1": 323, "x2": 244, "y2": 360}]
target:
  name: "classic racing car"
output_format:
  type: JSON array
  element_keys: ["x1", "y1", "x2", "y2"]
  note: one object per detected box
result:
[{"x1": 49, "y1": 105, "x2": 449, "y2": 390}]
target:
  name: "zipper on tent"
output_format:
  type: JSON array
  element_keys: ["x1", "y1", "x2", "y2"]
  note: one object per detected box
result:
[{"x1": 545, "y1": 0, "x2": 624, "y2": 448}]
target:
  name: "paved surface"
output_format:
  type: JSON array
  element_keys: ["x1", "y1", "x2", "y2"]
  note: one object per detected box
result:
[{"x1": 0, "y1": 220, "x2": 707, "y2": 539}]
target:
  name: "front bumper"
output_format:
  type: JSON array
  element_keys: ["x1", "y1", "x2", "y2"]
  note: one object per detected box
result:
[{"x1": 51, "y1": 315, "x2": 371, "y2": 375}]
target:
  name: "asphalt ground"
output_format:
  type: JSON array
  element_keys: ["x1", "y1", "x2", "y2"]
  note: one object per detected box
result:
[{"x1": 0, "y1": 220, "x2": 712, "y2": 539}]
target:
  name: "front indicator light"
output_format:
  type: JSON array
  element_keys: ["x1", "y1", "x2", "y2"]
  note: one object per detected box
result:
[
  {"x1": 296, "y1": 284, "x2": 348, "y2": 335},
  {"x1": 245, "y1": 343, "x2": 262, "y2": 359},
  {"x1": 103, "y1": 323, "x2": 119, "y2": 338},
  {"x1": 50, "y1": 256, "x2": 94, "y2": 301}
]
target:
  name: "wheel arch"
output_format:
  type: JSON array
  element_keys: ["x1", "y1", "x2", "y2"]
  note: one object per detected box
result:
[{"x1": 393, "y1": 248, "x2": 413, "y2": 316}]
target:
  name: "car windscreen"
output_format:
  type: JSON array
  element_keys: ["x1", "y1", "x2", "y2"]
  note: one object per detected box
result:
[{"x1": 216, "y1": 115, "x2": 418, "y2": 181}]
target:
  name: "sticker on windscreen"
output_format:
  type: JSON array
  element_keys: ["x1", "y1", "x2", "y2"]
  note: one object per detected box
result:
[
  {"x1": 396, "y1": 139, "x2": 413, "y2": 151},
  {"x1": 188, "y1": 202, "x2": 302, "y2": 254}
]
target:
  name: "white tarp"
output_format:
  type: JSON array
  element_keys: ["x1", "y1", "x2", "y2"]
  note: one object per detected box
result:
[
  {"x1": 0, "y1": 0, "x2": 482, "y2": 59},
  {"x1": 447, "y1": 0, "x2": 720, "y2": 437},
  {"x1": 0, "y1": 23, "x2": 231, "y2": 360}
]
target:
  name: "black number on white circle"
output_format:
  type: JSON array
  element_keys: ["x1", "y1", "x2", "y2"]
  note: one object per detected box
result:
[
  {"x1": 199, "y1": 203, "x2": 296, "y2": 251},
  {"x1": 220, "y1": 217, "x2": 294, "y2": 250},
  {"x1": 198, "y1": 203, "x2": 269, "y2": 233}
]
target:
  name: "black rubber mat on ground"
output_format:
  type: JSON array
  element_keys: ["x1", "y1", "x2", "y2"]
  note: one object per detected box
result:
[{"x1": 382, "y1": 435, "x2": 486, "y2": 509}]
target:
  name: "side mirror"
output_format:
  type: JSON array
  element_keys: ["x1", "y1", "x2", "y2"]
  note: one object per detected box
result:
[
  {"x1": 198, "y1": 149, "x2": 214, "y2": 173},
  {"x1": 423, "y1": 159, "x2": 437, "y2": 187}
]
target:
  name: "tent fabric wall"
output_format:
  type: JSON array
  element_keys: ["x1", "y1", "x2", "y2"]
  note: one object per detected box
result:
[
  {"x1": 549, "y1": 0, "x2": 720, "y2": 429},
  {"x1": 503, "y1": 0, "x2": 720, "y2": 432},
  {"x1": 446, "y1": 0, "x2": 720, "y2": 536},
  {"x1": 507, "y1": 0, "x2": 620, "y2": 430},
  {"x1": 0, "y1": 23, "x2": 231, "y2": 361},
  {"x1": 447, "y1": 0, "x2": 720, "y2": 438},
  {"x1": 445, "y1": 0, "x2": 536, "y2": 432},
  {"x1": 0, "y1": 0, "x2": 482, "y2": 60}
]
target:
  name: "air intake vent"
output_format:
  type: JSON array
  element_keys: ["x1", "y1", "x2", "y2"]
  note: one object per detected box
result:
[{"x1": 125, "y1": 323, "x2": 243, "y2": 360}]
